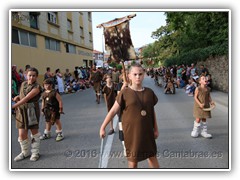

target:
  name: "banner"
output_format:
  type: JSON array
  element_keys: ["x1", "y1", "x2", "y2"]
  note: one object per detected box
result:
[{"x1": 97, "y1": 14, "x2": 137, "y2": 63}]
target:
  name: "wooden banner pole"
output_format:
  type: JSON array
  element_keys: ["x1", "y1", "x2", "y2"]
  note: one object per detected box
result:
[{"x1": 121, "y1": 60, "x2": 128, "y2": 84}]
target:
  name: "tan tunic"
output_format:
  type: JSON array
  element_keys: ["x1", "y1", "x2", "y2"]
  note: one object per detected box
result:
[
  {"x1": 116, "y1": 87, "x2": 158, "y2": 162},
  {"x1": 193, "y1": 86, "x2": 211, "y2": 119},
  {"x1": 15, "y1": 81, "x2": 42, "y2": 129}
]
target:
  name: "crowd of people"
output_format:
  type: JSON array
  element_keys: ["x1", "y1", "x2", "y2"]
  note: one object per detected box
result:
[{"x1": 147, "y1": 63, "x2": 213, "y2": 96}]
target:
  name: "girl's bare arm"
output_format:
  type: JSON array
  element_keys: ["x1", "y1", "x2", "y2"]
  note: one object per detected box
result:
[
  {"x1": 12, "y1": 88, "x2": 40, "y2": 109},
  {"x1": 99, "y1": 101, "x2": 120, "y2": 138}
]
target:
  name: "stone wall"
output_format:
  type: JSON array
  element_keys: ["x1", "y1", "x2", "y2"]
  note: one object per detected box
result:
[{"x1": 196, "y1": 55, "x2": 229, "y2": 92}]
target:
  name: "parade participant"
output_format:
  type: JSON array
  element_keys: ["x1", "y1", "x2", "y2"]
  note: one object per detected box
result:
[
  {"x1": 40, "y1": 78, "x2": 64, "y2": 141},
  {"x1": 100, "y1": 64, "x2": 159, "y2": 168},
  {"x1": 12, "y1": 67, "x2": 42, "y2": 162},
  {"x1": 191, "y1": 75, "x2": 215, "y2": 138},
  {"x1": 111, "y1": 67, "x2": 120, "y2": 94},
  {"x1": 102, "y1": 74, "x2": 117, "y2": 135},
  {"x1": 89, "y1": 65, "x2": 103, "y2": 104}
]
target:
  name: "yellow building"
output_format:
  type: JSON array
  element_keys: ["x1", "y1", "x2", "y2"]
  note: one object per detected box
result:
[{"x1": 11, "y1": 11, "x2": 94, "y2": 82}]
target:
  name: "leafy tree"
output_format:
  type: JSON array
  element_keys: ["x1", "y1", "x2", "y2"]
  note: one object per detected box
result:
[{"x1": 141, "y1": 11, "x2": 228, "y2": 67}]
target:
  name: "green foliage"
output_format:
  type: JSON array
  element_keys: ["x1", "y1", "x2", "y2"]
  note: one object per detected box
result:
[
  {"x1": 116, "y1": 64, "x2": 122, "y2": 70},
  {"x1": 108, "y1": 62, "x2": 117, "y2": 68},
  {"x1": 141, "y1": 12, "x2": 229, "y2": 67},
  {"x1": 163, "y1": 42, "x2": 228, "y2": 67}
]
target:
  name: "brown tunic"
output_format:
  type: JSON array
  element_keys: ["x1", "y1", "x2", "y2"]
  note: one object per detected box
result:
[
  {"x1": 42, "y1": 90, "x2": 60, "y2": 121},
  {"x1": 91, "y1": 70, "x2": 102, "y2": 93},
  {"x1": 193, "y1": 86, "x2": 211, "y2": 119},
  {"x1": 15, "y1": 81, "x2": 42, "y2": 129},
  {"x1": 102, "y1": 85, "x2": 116, "y2": 111},
  {"x1": 116, "y1": 87, "x2": 158, "y2": 162}
]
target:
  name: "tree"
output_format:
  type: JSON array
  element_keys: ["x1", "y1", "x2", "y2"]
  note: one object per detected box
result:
[{"x1": 142, "y1": 11, "x2": 228, "y2": 67}]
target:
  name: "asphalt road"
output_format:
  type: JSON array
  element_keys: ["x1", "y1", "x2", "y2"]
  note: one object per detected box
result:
[{"x1": 10, "y1": 76, "x2": 229, "y2": 170}]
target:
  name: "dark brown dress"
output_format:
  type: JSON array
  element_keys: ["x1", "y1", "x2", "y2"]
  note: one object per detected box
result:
[
  {"x1": 193, "y1": 86, "x2": 211, "y2": 119},
  {"x1": 91, "y1": 70, "x2": 102, "y2": 93},
  {"x1": 42, "y1": 90, "x2": 60, "y2": 121},
  {"x1": 116, "y1": 87, "x2": 158, "y2": 162},
  {"x1": 15, "y1": 81, "x2": 42, "y2": 129},
  {"x1": 102, "y1": 85, "x2": 116, "y2": 111}
]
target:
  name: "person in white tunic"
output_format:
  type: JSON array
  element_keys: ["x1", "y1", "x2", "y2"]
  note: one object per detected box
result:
[{"x1": 55, "y1": 69, "x2": 64, "y2": 93}]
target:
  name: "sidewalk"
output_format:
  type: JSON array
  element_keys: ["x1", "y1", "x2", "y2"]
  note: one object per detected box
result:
[{"x1": 210, "y1": 90, "x2": 229, "y2": 107}]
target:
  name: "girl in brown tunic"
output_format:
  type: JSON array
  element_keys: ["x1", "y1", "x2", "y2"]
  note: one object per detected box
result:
[
  {"x1": 100, "y1": 64, "x2": 159, "y2": 168},
  {"x1": 102, "y1": 74, "x2": 117, "y2": 135},
  {"x1": 12, "y1": 67, "x2": 42, "y2": 161},
  {"x1": 191, "y1": 75, "x2": 215, "y2": 139},
  {"x1": 40, "y1": 78, "x2": 64, "y2": 142}
]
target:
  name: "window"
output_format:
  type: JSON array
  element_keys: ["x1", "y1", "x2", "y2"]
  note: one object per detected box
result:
[
  {"x1": 67, "y1": 19, "x2": 72, "y2": 31},
  {"x1": 80, "y1": 26, "x2": 84, "y2": 37},
  {"x1": 12, "y1": 29, "x2": 37, "y2": 47},
  {"x1": 66, "y1": 43, "x2": 76, "y2": 54},
  {"x1": 88, "y1": 12, "x2": 92, "y2": 21},
  {"x1": 29, "y1": 12, "x2": 39, "y2": 29},
  {"x1": 89, "y1": 32, "x2": 92, "y2": 42},
  {"x1": 45, "y1": 37, "x2": 60, "y2": 51},
  {"x1": 12, "y1": 29, "x2": 19, "y2": 44},
  {"x1": 29, "y1": 33, "x2": 37, "y2": 47},
  {"x1": 48, "y1": 12, "x2": 57, "y2": 24},
  {"x1": 20, "y1": 31, "x2": 29, "y2": 46}
]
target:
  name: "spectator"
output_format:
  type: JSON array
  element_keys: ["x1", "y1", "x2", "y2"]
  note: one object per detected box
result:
[
  {"x1": 18, "y1": 68, "x2": 25, "y2": 83},
  {"x1": 44, "y1": 67, "x2": 54, "y2": 80},
  {"x1": 190, "y1": 63, "x2": 196, "y2": 77},
  {"x1": 55, "y1": 69, "x2": 64, "y2": 94},
  {"x1": 12, "y1": 65, "x2": 22, "y2": 92},
  {"x1": 23, "y1": 64, "x2": 30, "y2": 81},
  {"x1": 207, "y1": 74, "x2": 213, "y2": 91},
  {"x1": 64, "y1": 69, "x2": 72, "y2": 83},
  {"x1": 185, "y1": 78, "x2": 197, "y2": 96},
  {"x1": 74, "y1": 66, "x2": 79, "y2": 80}
]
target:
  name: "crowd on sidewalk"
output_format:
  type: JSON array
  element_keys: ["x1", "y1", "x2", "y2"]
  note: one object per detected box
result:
[{"x1": 147, "y1": 63, "x2": 213, "y2": 96}]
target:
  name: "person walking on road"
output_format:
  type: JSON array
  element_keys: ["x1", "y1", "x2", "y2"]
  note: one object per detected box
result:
[
  {"x1": 191, "y1": 75, "x2": 215, "y2": 139},
  {"x1": 100, "y1": 64, "x2": 160, "y2": 168},
  {"x1": 12, "y1": 67, "x2": 42, "y2": 162},
  {"x1": 89, "y1": 65, "x2": 103, "y2": 104},
  {"x1": 40, "y1": 78, "x2": 65, "y2": 142},
  {"x1": 102, "y1": 74, "x2": 117, "y2": 135}
]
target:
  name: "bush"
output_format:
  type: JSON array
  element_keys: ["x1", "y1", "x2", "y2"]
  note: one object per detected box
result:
[{"x1": 163, "y1": 43, "x2": 228, "y2": 67}]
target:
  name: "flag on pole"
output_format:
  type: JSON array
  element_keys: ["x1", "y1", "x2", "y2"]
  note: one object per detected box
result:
[{"x1": 97, "y1": 14, "x2": 137, "y2": 64}]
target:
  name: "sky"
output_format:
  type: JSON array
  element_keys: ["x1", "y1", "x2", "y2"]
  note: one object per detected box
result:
[{"x1": 92, "y1": 11, "x2": 166, "y2": 52}]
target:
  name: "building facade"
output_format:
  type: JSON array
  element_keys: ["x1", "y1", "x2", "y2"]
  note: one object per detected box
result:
[{"x1": 11, "y1": 11, "x2": 93, "y2": 82}]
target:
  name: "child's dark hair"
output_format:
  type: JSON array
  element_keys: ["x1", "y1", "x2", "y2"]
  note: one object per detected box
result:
[
  {"x1": 28, "y1": 67, "x2": 39, "y2": 76},
  {"x1": 43, "y1": 78, "x2": 53, "y2": 85}
]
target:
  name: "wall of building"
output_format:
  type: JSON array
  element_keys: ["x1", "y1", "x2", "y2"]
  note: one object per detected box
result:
[
  {"x1": 11, "y1": 11, "x2": 93, "y2": 83},
  {"x1": 196, "y1": 55, "x2": 229, "y2": 92}
]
